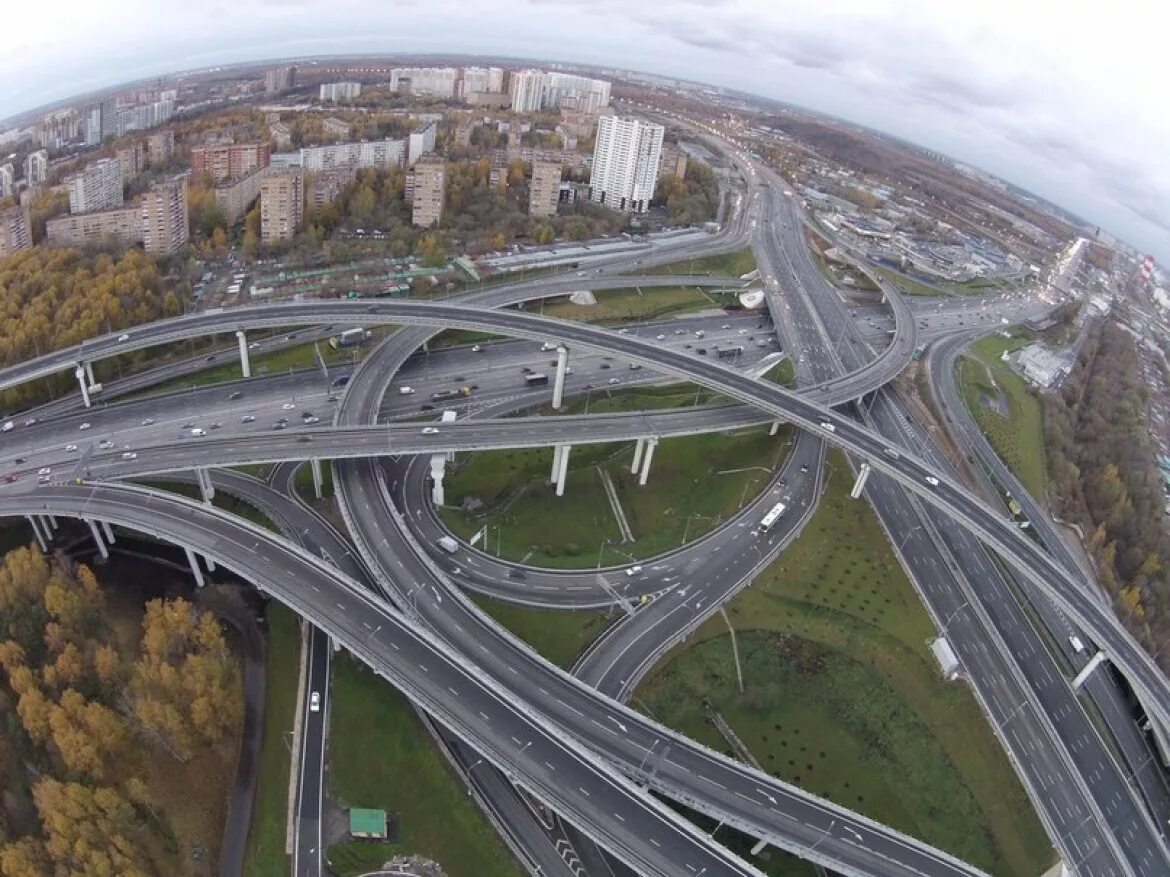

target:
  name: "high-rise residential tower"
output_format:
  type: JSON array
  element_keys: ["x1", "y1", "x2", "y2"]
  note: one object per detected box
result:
[{"x1": 589, "y1": 116, "x2": 664, "y2": 213}]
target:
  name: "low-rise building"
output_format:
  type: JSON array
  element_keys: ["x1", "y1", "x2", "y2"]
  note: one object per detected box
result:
[
  {"x1": 1015, "y1": 343, "x2": 1070, "y2": 388},
  {"x1": 323, "y1": 117, "x2": 352, "y2": 138},
  {"x1": 46, "y1": 205, "x2": 142, "y2": 249},
  {"x1": 0, "y1": 206, "x2": 32, "y2": 257}
]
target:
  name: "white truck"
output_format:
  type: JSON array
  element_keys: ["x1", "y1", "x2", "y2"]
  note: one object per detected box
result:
[{"x1": 436, "y1": 536, "x2": 459, "y2": 554}]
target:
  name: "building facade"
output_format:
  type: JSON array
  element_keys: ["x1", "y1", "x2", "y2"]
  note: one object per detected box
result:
[
  {"x1": 259, "y1": 171, "x2": 304, "y2": 243},
  {"x1": 190, "y1": 143, "x2": 271, "y2": 184},
  {"x1": 116, "y1": 142, "x2": 146, "y2": 184},
  {"x1": 389, "y1": 67, "x2": 458, "y2": 98},
  {"x1": 0, "y1": 206, "x2": 32, "y2": 258},
  {"x1": 410, "y1": 155, "x2": 445, "y2": 228},
  {"x1": 45, "y1": 206, "x2": 141, "y2": 248},
  {"x1": 589, "y1": 116, "x2": 664, "y2": 213},
  {"x1": 146, "y1": 130, "x2": 175, "y2": 166},
  {"x1": 529, "y1": 157, "x2": 562, "y2": 218},
  {"x1": 0, "y1": 164, "x2": 14, "y2": 199},
  {"x1": 299, "y1": 139, "x2": 405, "y2": 171},
  {"x1": 67, "y1": 158, "x2": 124, "y2": 213},
  {"x1": 141, "y1": 176, "x2": 189, "y2": 255},
  {"x1": 323, "y1": 117, "x2": 352, "y2": 138},
  {"x1": 460, "y1": 66, "x2": 505, "y2": 97},
  {"x1": 24, "y1": 150, "x2": 48, "y2": 186},
  {"x1": 310, "y1": 167, "x2": 356, "y2": 209},
  {"x1": 320, "y1": 81, "x2": 362, "y2": 101},
  {"x1": 265, "y1": 66, "x2": 297, "y2": 93},
  {"x1": 269, "y1": 122, "x2": 293, "y2": 150},
  {"x1": 214, "y1": 166, "x2": 271, "y2": 226},
  {"x1": 509, "y1": 70, "x2": 611, "y2": 113},
  {"x1": 407, "y1": 122, "x2": 437, "y2": 166}
]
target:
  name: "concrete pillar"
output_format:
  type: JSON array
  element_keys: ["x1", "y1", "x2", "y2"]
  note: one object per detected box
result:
[
  {"x1": 630, "y1": 438, "x2": 646, "y2": 475},
  {"x1": 554, "y1": 444, "x2": 571, "y2": 497},
  {"x1": 75, "y1": 366, "x2": 92, "y2": 408},
  {"x1": 551, "y1": 444, "x2": 566, "y2": 484},
  {"x1": 769, "y1": 421, "x2": 780, "y2": 436},
  {"x1": 236, "y1": 330, "x2": 251, "y2": 378},
  {"x1": 310, "y1": 458, "x2": 324, "y2": 500},
  {"x1": 38, "y1": 515, "x2": 53, "y2": 535},
  {"x1": 184, "y1": 546, "x2": 205, "y2": 588},
  {"x1": 638, "y1": 438, "x2": 658, "y2": 487},
  {"x1": 850, "y1": 463, "x2": 872, "y2": 500},
  {"x1": 204, "y1": 555, "x2": 217, "y2": 573},
  {"x1": 196, "y1": 467, "x2": 214, "y2": 503},
  {"x1": 86, "y1": 519, "x2": 109, "y2": 560},
  {"x1": 429, "y1": 454, "x2": 446, "y2": 506},
  {"x1": 46, "y1": 515, "x2": 58, "y2": 529},
  {"x1": 26, "y1": 516, "x2": 47, "y2": 552},
  {"x1": 99, "y1": 519, "x2": 115, "y2": 544},
  {"x1": 552, "y1": 345, "x2": 569, "y2": 409},
  {"x1": 1073, "y1": 651, "x2": 1108, "y2": 690},
  {"x1": 84, "y1": 361, "x2": 96, "y2": 387}
]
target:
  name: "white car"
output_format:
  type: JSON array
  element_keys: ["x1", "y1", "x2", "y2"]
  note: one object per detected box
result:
[
  {"x1": 924, "y1": 476, "x2": 940, "y2": 487},
  {"x1": 191, "y1": 428, "x2": 206, "y2": 437},
  {"x1": 140, "y1": 418, "x2": 155, "y2": 426},
  {"x1": 282, "y1": 402, "x2": 296, "y2": 410},
  {"x1": 241, "y1": 415, "x2": 255, "y2": 423},
  {"x1": 883, "y1": 447, "x2": 901, "y2": 459},
  {"x1": 65, "y1": 444, "x2": 77, "y2": 452},
  {"x1": 310, "y1": 691, "x2": 321, "y2": 712},
  {"x1": 471, "y1": 345, "x2": 483, "y2": 352},
  {"x1": 117, "y1": 333, "x2": 130, "y2": 342},
  {"x1": 421, "y1": 427, "x2": 439, "y2": 435},
  {"x1": 625, "y1": 565, "x2": 643, "y2": 577},
  {"x1": 79, "y1": 422, "x2": 91, "y2": 430},
  {"x1": 820, "y1": 422, "x2": 836, "y2": 433},
  {"x1": 37, "y1": 467, "x2": 51, "y2": 476},
  {"x1": 607, "y1": 377, "x2": 620, "y2": 385},
  {"x1": 98, "y1": 440, "x2": 113, "y2": 449},
  {"x1": 122, "y1": 452, "x2": 137, "y2": 460},
  {"x1": 656, "y1": 334, "x2": 666, "y2": 341}
]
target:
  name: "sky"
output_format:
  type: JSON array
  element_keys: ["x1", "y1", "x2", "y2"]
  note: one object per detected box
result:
[{"x1": 2, "y1": 0, "x2": 1166, "y2": 261}]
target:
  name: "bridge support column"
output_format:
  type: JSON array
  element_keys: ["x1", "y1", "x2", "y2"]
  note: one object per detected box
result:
[
  {"x1": 1072, "y1": 651, "x2": 1108, "y2": 690},
  {"x1": 552, "y1": 345, "x2": 569, "y2": 409},
  {"x1": 429, "y1": 454, "x2": 446, "y2": 506},
  {"x1": 99, "y1": 519, "x2": 115, "y2": 544},
  {"x1": 750, "y1": 838, "x2": 768, "y2": 856},
  {"x1": 204, "y1": 555, "x2": 216, "y2": 573},
  {"x1": 630, "y1": 437, "x2": 646, "y2": 474},
  {"x1": 46, "y1": 515, "x2": 58, "y2": 529},
  {"x1": 554, "y1": 444, "x2": 571, "y2": 497},
  {"x1": 184, "y1": 547, "x2": 205, "y2": 588},
  {"x1": 769, "y1": 421, "x2": 780, "y2": 436},
  {"x1": 310, "y1": 458, "x2": 324, "y2": 500},
  {"x1": 850, "y1": 463, "x2": 872, "y2": 500},
  {"x1": 84, "y1": 361, "x2": 96, "y2": 387},
  {"x1": 195, "y1": 467, "x2": 215, "y2": 503},
  {"x1": 39, "y1": 515, "x2": 54, "y2": 535},
  {"x1": 236, "y1": 330, "x2": 251, "y2": 378},
  {"x1": 75, "y1": 366, "x2": 92, "y2": 408},
  {"x1": 26, "y1": 516, "x2": 47, "y2": 552},
  {"x1": 638, "y1": 438, "x2": 658, "y2": 487},
  {"x1": 86, "y1": 519, "x2": 109, "y2": 560}
]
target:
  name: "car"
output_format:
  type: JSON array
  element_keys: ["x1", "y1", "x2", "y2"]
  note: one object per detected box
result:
[
  {"x1": 37, "y1": 467, "x2": 51, "y2": 476},
  {"x1": 23, "y1": 418, "x2": 37, "y2": 426},
  {"x1": 421, "y1": 427, "x2": 439, "y2": 435},
  {"x1": 191, "y1": 428, "x2": 206, "y2": 437},
  {"x1": 298, "y1": 435, "x2": 312, "y2": 443},
  {"x1": 65, "y1": 444, "x2": 78, "y2": 452},
  {"x1": 309, "y1": 691, "x2": 320, "y2": 712},
  {"x1": 608, "y1": 377, "x2": 620, "y2": 386},
  {"x1": 304, "y1": 416, "x2": 320, "y2": 424},
  {"x1": 204, "y1": 355, "x2": 216, "y2": 362},
  {"x1": 98, "y1": 439, "x2": 113, "y2": 449},
  {"x1": 471, "y1": 345, "x2": 483, "y2": 352},
  {"x1": 3, "y1": 474, "x2": 16, "y2": 483},
  {"x1": 248, "y1": 341, "x2": 260, "y2": 350},
  {"x1": 600, "y1": 362, "x2": 610, "y2": 369},
  {"x1": 140, "y1": 417, "x2": 155, "y2": 426},
  {"x1": 182, "y1": 422, "x2": 195, "y2": 429},
  {"x1": 625, "y1": 565, "x2": 643, "y2": 577},
  {"x1": 288, "y1": 333, "x2": 297, "y2": 340},
  {"x1": 629, "y1": 363, "x2": 641, "y2": 370},
  {"x1": 656, "y1": 334, "x2": 666, "y2": 340},
  {"x1": 272, "y1": 422, "x2": 286, "y2": 430},
  {"x1": 721, "y1": 324, "x2": 731, "y2": 330},
  {"x1": 38, "y1": 476, "x2": 50, "y2": 485},
  {"x1": 13, "y1": 458, "x2": 25, "y2": 464},
  {"x1": 924, "y1": 476, "x2": 940, "y2": 487},
  {"x1": 738, "y1": 328, "x2": 750, "y2": 335},
  {"x1": 820, "y1": 421, "x2": 836, "y2": 433},
  {"x1": 883, "y1": 447, "x2": 901, "y2": 459},
  {"x1": 79, "y1": 422, "x2": 91, "y2": 431},
  {"x1": 521, "y1": 366, "x2": 533, "y2": 374},
  {"x1": 301, "y1": 410, "x2": 314, "y2": 419},
  {"x1": 122, "y1": 452, "x2": 137, "y2": 460},
  {"x1": 277, "y1": 417, "x2": 289, "y2": 424},
  {"x1": 419, "y1": 404, "x2": 436, "y2": 412},
  {"x1": 118, "y1": 333, "x2": 130, "y2": 342},
  {"x1": 697, "y1": 348, "x2": 707, "y2": 355},
  {"x1": 282, "y1": 402, "x2": 296, "y2": 410},
  {"x1": 800, "y1": 464, "x2": 809, "y2": 474},
  {"x1": 673, "y1": 329, "x2": 686, "y2": 335},
  {"x1": 209, "y1": 423, "x2": 222, "y2": 430},
  {"x1": 229, "y1": 391, "x2": 243, "y2": 400},
  {"x1": 241, "y1": 415, "x2": 255, "y2": 423}
]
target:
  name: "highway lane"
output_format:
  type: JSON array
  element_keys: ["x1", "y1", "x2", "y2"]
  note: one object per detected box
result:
[{"x1": 1, "y1": 482, "x2": 764, "y2": 877}]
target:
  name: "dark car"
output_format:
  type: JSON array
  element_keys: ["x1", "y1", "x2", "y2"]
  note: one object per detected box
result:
[
  {"x1": 507, "y1": 568, "x2": 528, "y2": 580},
  {"x1": 297, "y1": 435, "x2": 312, "y2": 443},
  {"x1": 204, "y1": 355, "x2": 215, "y2": 362},
  {"x1": 420, "y1": 404, "x2": 436, "y2": 412},
  {"x1": 600, "y1": 363, "x2": 611, "y2": 369}
]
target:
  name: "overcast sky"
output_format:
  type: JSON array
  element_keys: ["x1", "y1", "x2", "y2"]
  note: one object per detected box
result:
[{"x1": 3, "y1": 0, "x2": 1166, "y2": 260}]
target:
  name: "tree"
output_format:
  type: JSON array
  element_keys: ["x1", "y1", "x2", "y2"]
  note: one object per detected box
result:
[
  {"x1": 32, "y1": 780, "x2": 154, "y2": 877},
  {"x1": 0, "y1": 838, "x2": 51, "y2": 877},
  {"x1": 534, "y1": 224, "x2": 555, "y2": 245}
]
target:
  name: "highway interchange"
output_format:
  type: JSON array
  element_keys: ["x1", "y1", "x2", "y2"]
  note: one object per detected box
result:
[{"x1": 1, "y1": 143, "x2": 1168, "y2": 877}]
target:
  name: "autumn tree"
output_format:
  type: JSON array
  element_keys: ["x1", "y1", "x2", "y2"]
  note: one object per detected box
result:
[{"x1": 31, "y1": 780, "x2": 154, "y2": 877}]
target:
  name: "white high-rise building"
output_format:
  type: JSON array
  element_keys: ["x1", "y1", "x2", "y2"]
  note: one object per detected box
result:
[
  {"x1": 299, "y1": 139, "x2": 405, "y2": 171},
  {"x1": 461, "y1": 66, "x2": 505, "y2": 97},
  {"x1": 389, "y1": 67, "x2": 458, "y2": 98},
  {"x1": 407, "y1": 122, "x2": 437, "y2": 165},
  {"x1": 319, "y1": 81, "x2": 362, "y2": 101},
  {"x1": 508, "y1": 69, "x2": 611, "y2": 113},
  {"x1": 509, "y1": 69, "x2": 546, "y2": 113},
  {"x1": 589, "y1": 116, "x2": 663, "y2": 213},
  {"x1": 24, "y1": 149, "x2": 49, "y2": 186},
  {"x1": 0, "y1": 164, "x2": 14, "y2": 198},
  {"x1": 67, "y1": 158, "x2": 124, "y2": 213}
]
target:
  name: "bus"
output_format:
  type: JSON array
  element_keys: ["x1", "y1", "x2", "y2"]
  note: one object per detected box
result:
[
  {"x1": 758, "y1": 501, "x2": 787, "y2": 533},
  {"x1": 525, "y1": 373, "x2": 549, "y2": 387},
  {"x1": 717, "y1": 345, "x2": 745, "y2": 360}
]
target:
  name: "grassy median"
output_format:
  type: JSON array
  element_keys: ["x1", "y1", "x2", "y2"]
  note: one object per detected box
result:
[
  {"x1": 541, "y1": 285, "x2": 723, "y2": 324},
  {"x1": 956, "y1": 334, "x2": 1047, "y2": 500},
  {"x1": 471, "y1": 596, "x2": 613, "y2": 668},
  {"x1": 642, "y1": 247, "x2": 758, "y2": 278},
  {"x1": 636, "y1": 452, "x2": 1053, "y2": 876},
  {"x1": 325, "y1": 655, "x2": 520, "y2": 877}
]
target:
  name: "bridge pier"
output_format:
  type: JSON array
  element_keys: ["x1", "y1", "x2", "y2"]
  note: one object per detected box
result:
[
  {"x1": 310, "y1": 458, "x2": 324, "y2": 500},
  {"x1": 195, "y1": 467, "x2": 215, "y2": 503},
  {"x1": 75, "y1": 365, "x2": 92, "y2": 408},
  {"x1": 236, "y1": 330, "x2": 251, "y2": 378},
  {"x1": 26, "y1": 516, "x2": 47, "y2": 552},
  {"x1": 429, "y1": 454, "x2": 446, "y2": 506},
  {"x1": 204, "y1": 554, "x2": 217, "y2": 573},
  {"x1": 184, "y1": 546, "x2": 205, "y2": 588},
  {"x1": 552, "y1": 345, "x2": 569, "y2": 409},
  {"x1": 1073, "y1": 651, "x2": 1108, "y2": 690},
  {"x1": 39, "y1": 515, "x2": 54, "y2": 536},
  {"x1": 850, "y1": 463, "x2": 872, "y2": 499},
  {"x1": 769, "y1": 421, "x2": 780, "y2": 436},
  {"x1": 86, "y1": 519, "x2": 109, "y2": 560},
  {"x1": 630, "y1": 437, "x2": 646, "y2": 474},
  {"x1": 99, "y1": 519, "x2": 115, "y2": 544},
  {"x1": 84, "y1": 361, "x2": 96, "y2": 387},
  {"x1": 552, "y1": 443, "x2": 571, "y2": 496},
  {"x1": 638, "y1": 437, "x2": 658, "y2": 486},
  {"x1": 46, "y1": 514, "x2": 57, "y2": 529}
]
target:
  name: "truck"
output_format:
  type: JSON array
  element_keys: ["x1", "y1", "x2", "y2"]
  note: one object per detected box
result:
[
  {"x1": 441, "y1": 410, "x2": 458, "y2": 424},
  {"x1": 436, "y1": 536, "x2": 459, "y2": 554},
  {"x1": 431, "y1": 389, "x2": 464, "y2": 402},
  {"x1": 525, "y1": 373, "x2": 549, "y2": 387},
  {"x1": 330, "y1": 327, "x2": 373, "y2": 349},
  {"x1": 716, "y1": 345, "x2": 744, "y2": 360}
]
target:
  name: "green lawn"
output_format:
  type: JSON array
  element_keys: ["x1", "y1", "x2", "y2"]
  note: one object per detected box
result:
[
  {"x1": 438, "y1": 423, "x2": 792, "y2": 569},
  {"x1": 761, "y1": 358, "x2": 795, "y2": 387},
  {"x1": 541, "y1": 286, "x2": 723, "y2": 325},
  {"x1": 326, "y1": 655, "x2": 520, "y2": 877},
  {"x1": 242, "y1": 603, "x2": 301, "y2": 876},
  {"x1": 956, "y1": 334, "x2": 1048, "y2": 500},
  {"x1": 643, "y1": 247, "x2": 758, "y2": 278},
  {"x1": 536, "y1": 383, "x2": 727, "y2": 415},
  {"x1": 637, "y1": 451, "x2": 1053, "y2": 877},
  {"x1": 471, "y1": 595, "x2": 613, "y2": 668},
  {"x1": 293, "y1": 459, "x2": 335, "y2": 500}
]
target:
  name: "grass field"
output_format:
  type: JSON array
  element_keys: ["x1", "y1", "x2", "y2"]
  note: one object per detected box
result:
[
  {"x1": 762, "y1": 358, "x2": 796, "y2": 387},
  {"x1": 541, "y1": 285, "x2": 723, "y2": 325},
  {"x1": 471, "y1": 595, "x2": 613, "y2": 668},
  {"x1": 956, "y1": 334, "x2": 1048, "y2": 500},
  {"x1": 242, "y1": 604, "x2": 302, "y2": 876},
  {"x1": 326, "y1": 655, "x2": 520, "y2": 877},
  {"x1": 637, "y1": 451, "x2": 1053, "y2": 877},
  {"x1": 644, "y1": 247, "x2": 758, "y2": 278},
  {"x1": 438, "y1": 422, "x2": 792, "y2": 568}
]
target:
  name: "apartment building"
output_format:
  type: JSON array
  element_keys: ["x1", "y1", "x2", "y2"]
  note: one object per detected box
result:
[
  {"x1": 147, "y1": 130, "x2": 175, "y2": 166},
  {"x1": 24, "y1": 150, "x2": 48, "y2": 186},
  {"x1": 389, "y1": 67, "x2": 458, "y2": 98},
  {"x1": 509, "y1": 70, "x2": 611, "y2": 113},
  {"x1": 67, "y1": 158, "x2": 124, "y2": 213},
  {"x1": 215, "y1": 166, "x2": 271, "y2": 226},
  {"x1": 259, "y1": 171, "x2": 304, "y2": 243},
  {"x1": 190, "y1": 143, "x2": 271, "y2": 184},
  {"x1": 311, "y1": 167, "x2": 357, "y2": 209},
  {"x1": 141, "y1": 176, "x2": 189, "y2": 255},
  {"x1": 0, "y1": 164, "x2": 13, "y2": 199},
  {"x1": 45, "y1": 206, "x2": 142, "y2": 248},
  {"x1": 410, "y1": 155, "x2": 445, "y2": 228},
  {"x1": 589, "y1": 116, "x2": 664, "y2": 213},
  {"x1": 0, "y1": 206, "x2": 32, "y2": 258},
  {"x1": 407, "y1": 122, "x2": 437, "y2": 166},
  {"x1": 529, "y1": 157, "x2": 562, "y2": 218},
  {"x1": 265, "y1": 66, "x2": 297, "y2": 93},
  {"x1": 300, "y1": 139, "x2": 405, "y2": 171},
  {"x1": 320, "y1": 81, "x2": 361, "y2": 101},
  {"x1": 117, "y1": 142, "x2": 146, "y2": 183},
  {"x1": 323, "y1": 117, "x2": 352, "y2": 138},
  {"x1": 269, "y1": 122, "x2": 293, "y2": 150}
]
